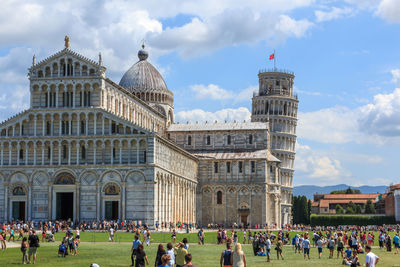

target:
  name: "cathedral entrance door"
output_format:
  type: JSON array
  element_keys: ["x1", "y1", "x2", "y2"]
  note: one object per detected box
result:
[
  {"x1": 56, "y1": 192, "x2": 74, "y2": 220},
  {"x1": 105, "y1": 201, "x2": 119, "y2": 220},
  {"x1": 240, "y1": 214, "x2": 248, "y2": 226},
  {"x1": 12, "y1": 201, "x2": 25, "y2": 221}
]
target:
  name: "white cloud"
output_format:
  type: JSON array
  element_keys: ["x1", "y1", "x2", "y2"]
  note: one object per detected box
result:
[
  {"x1": 391, "y1": 69, "x2": 400, "y2": 85},
  {"x1": 174, "y1": 107, "x2": 251, "y2": 123},
  {"x1": 189, "y1": 84, "x2": 257, "y2": 103},
  {"x1": 295, "y1": 143, "x2": 352, "y2": 184},
  {"x1": 315, "y1": 7, "x2": 355, "y2": 22},
  {"x1": 190, "y1": 84, "x2": 234, "y2": 100},
  {"x1": 376, "y1": 0, "x2": 400, "y2": 23}
]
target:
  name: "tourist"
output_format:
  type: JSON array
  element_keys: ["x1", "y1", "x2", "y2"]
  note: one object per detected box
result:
[
  {"x1": 76, "y1": 228, "x2": 80, "y2": 243},
  {"x1": 257, "y1": 248, "x2": 266, "y2": 256},
  {"x1": 378, "y1": 232, "x2": 385, "y2": 249},
  {"x1": 166, "y1": 242, "x2": 175, "y2": 267},
  {"x1": 144, "y1": 229, "x2": 151, "y2": 246},
  {"x1": 243, "y1": 231, "x2": 247, "y2": 244},
  {"x1": 295, "y1": 234, "x2": 301, "y2": 254},
  {"x1": 275, "y1": 238, "x2": 284, "y2": 260},
  {"x1": 21, "y1": 236, "x2": 28, "y2": 264},
  {"x1": 265, "y1": 236, "x2": 271, "y2": 262},
  {"x1": 231, "y1": 243, "x2": 246, "y2": 267},
  {"x1": 155, "y1": 244, "x2": 167, "y2": 266},
  {"x1": 183, "y1": 238, "x2": 189, "y2": 251},
  {"x1": 337, "y1": 237, "x2": 344, "y2": 258},
  {"x1": 303, "y1": 236, "x2": 310, "y2": 260},
  {"x1": 58, "y1": 241, "x2": 66, "y2": 257},
  {"x1": 109, "y1": 227, "x2": 114, "y2": 242},
  {"x1": 343, "y1": 250, "x2": 359, "y2": 267},
  {"x1": 135, "y1": 244, "x2": 149, "y2": 267},
  {"x1": 158, "y1": 254, "x2": 170, "y2": 267},
  {"x1": 131, "y1": 235, "x2": 142, "y2": 267},
  {"x1": 171, "y1": 229, "x2": 177, "y2": 244},
  {"x1": 198, "y1": 228, "x2": 205, "y2": 245},
  {"x1": 217, "y1": 229, "x2": 222, "y2": 244},
  {"x1": 0, "y1": 231, "x2": 6, "y2": 250},
  {"x1": 233, "y1": 231, "x2": 238, "y2": 245},
  {"x1": 316, "y1": 236, "x2": 323, "y2": 259},
  {"x1": 393, "y1": 233, "x2": 399, "y2": 254},
  {"x1": 175, "y1": 241, "x2": 188, "y2": 267},
  {"x1": 220, "y1": 242, "x2": 233, "y2": 267},
  {"x1": 182, "y1": 253, "x2": 197, "y2": 267},
  {"x1": 328, "y1": 237, "x2": 335, "y2": 259},
  {"x1": 365, "y1": 245, "x2": 379, "y2": 267},
  {"x1": 386, "y1": 234, "x2": 392, "y2": 252},
  {"x1": 28, "y1": 230, "x2": 40, "y2": 264}
]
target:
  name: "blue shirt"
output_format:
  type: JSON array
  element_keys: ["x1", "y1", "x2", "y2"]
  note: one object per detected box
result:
[
  {"x1": 303, "y1": 239, "x2": 310, "y2": 249},
  {"x1": 132, "y1": 240, "x2": 141, "y2": 250},
  {"x1": 345, "y1": 249, "x2": 352, "y2": 258},
  {"x1": 394, "y1": 235, "x2": 399, "y2": 244}
]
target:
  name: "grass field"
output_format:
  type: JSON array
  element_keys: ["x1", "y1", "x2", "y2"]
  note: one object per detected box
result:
[{"x1": 1, "y1": 241, "x2": 398, "y2": 267}]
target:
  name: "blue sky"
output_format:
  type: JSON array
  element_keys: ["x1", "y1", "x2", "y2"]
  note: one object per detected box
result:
[{"x1": 1, "y1": 0, "x2": 400, "y2": 186}]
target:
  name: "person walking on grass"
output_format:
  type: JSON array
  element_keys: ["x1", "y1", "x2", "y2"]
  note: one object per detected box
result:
[
  {"x1": 275, "y1": 239, "x2": 284, "y2": 260},
  {"x1": 155, "y1": 244, "x2": 167, "y2": 266},
  {"x1": 316, "y1": 236, "x2": 324, "y2": 259},
  {"x1": 135, "y1": 244, "x2": 149, "y2": 267},
  {"x1": 220, "y1": 242, "x2": 233, "y2": 267},
  {"x1": 131, "y1": 235, "x2": 142, "y2": 267},
  {"x1": 303, "y1": 236, "x2": 310, "y2": 260},
  {"x1": 365, "y1": 245, "x2": 379, "y2": 267},
  {"x1": 393, "y1": 232, "x2": 399, "y2": 254},
  {"x1": 231, "y1": 243, "x2": 246, "y2": 267},
  {"x1": 337, "y1": 236, "x2": 344, "y2": 259},
  {"x1": 328, "y1": 237, "x2": 335, "y2": 259},
  {"x1": 265, "y1": 236, "x2": 271, "y2": 263},
  {"x1": 21, "y1": 236, "x2": 28, "y2": 264},
  {"x1": 28, "y1": 230, "x2": 39, "y2": 264}
]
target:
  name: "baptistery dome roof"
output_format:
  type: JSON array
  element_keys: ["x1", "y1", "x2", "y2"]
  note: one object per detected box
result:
[{"x1": 119, "y1": 46, "x2": 173, "y2": 102}]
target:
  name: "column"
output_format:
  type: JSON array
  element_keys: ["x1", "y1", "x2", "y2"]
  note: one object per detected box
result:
[
  {"x1": 109, "y1": 119, "x2": 112, "y2": 135},
  {"x1": 85, "y1": 114, "x2": 89, "y2": 135},
  {"x1": 34, "y1": 117, "x2": 37, "y2": 136},
  {"x1": 56, "y1": 91, "x2": 58, "y2": 107},
  {"x1": 121, "y1": 182, "x2": 126, "y2": 220},
  {"x1": 9, "y1": 143, "x2": 12, "y2": 165},
  {"x1": 72, "y1": 87, "x2": 75, "y2": 107},
  {"x1": 111, "y1": 142, "x2": 114, "y2": 164},
  {"x1": 17, "y1": 142, "x2": 20, "y2": 165},
  {"x1": 50, "y1": 143, "x2": 53, "y2": 165},
  {"x1": 102, "y1": 117, "x2": 105, "y2": 135},
  {"x1": 25, "y1": 143, "x2": 28, "y2": 165},
  {"x1": 94, "y1": 115, "x2": 97, "y2": 135},
  {"x1": 76, "y1": 182, "x2": 80, "y2": 221},
  {"x1": 96, "y1": 182, "x2": 101, "y2": 221},
  {"x1": 119, "y1": 142, "x2": 122, "y2": 164},
  {"x1": 58, "y1": 143, "x2": 61, "y2": 165},
  {"x1": 51, "y1": 115, "x2": 54, "y2": 135},
  {"x1": 59, "y1": 114, "x2": 62, "y2": 136},
  {"x1": 12, "y1": 126, "x2": 15, "y2": 137},
  {"x1": 0, "y1": 143, "x2": 3, "y2": 166},
  {"x1": 77, "y1": 115, "x2": 80, "y2": 136},
  {"x1": 41, "y1": 145, "x2": 44, "y2": 165},
  {"x1": 20, "y1": 121, "x2": 23, "y2": 136},
  {"x1": 69, "y1": 116, "x2": 72, "y2": 135},
  {"x1": 42, "y1": 117, "x2": 45, "y2": 136},
  {"x1": 136, "y1": 144, "x2": 139, "y2": 164},
  {"x1": 76, "y1": 143, "x2": 80, "y2": 165},
  {"x1": 33, "y1": 143, "x2": 37, "y2": 165},
  {"x1": 4, "y1": 184, "x2": 8, "y2": 221},
  {"x1": 93, "y1": 144, "x2": 97, "y2": 165},
  {"x1": 68, "y1": 142, "x2": 71, "y2": 165}
]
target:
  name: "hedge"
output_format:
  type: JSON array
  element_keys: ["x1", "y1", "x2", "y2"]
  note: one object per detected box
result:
[{"x1": 310, "y1": 214, "x2": 395, "y2": 226}]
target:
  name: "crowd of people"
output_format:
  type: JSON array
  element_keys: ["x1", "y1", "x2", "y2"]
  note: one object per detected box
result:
[{"x1": 0, "y1": 220, "x2": 396, "y2": 266}]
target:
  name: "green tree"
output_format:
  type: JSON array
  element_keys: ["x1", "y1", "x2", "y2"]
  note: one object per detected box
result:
[
  {"x1": 346, "y1": 206, "x2": 355, "y2": 214},
  {"x1": 331, "y1": 187, "x2": 361, "y2": 194},
  {"x1": 365, "y1": 200, "x2": 375, "y2": 214},
  {"x1": 336, "y1": 204, "x2": 344, "y2": 214},
  {"x1": 355, "y1": 204, "x2": 362, "y2": 214},
  {"x1": 307, "y1": 200, "x2": 312, "y2": 224}
]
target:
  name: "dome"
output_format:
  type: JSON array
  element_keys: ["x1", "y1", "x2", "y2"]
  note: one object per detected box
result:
[{"x1": 119, "y1": 46, "x2": 173, "y2": 106}]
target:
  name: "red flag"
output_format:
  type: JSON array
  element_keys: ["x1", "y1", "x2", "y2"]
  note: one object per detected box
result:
[{"x1": 269, "y1": 53, "x2": 274, "y2": 60}]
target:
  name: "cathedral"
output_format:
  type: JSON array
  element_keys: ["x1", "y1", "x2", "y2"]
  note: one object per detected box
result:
[{"x1": 0, "y1": 37, "x2": 298, "y2": 228}]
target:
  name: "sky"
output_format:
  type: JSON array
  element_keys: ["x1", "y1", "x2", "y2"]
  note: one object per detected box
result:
[{"x1": 0, "y1": 0, "x2": 400, "y2": 186}]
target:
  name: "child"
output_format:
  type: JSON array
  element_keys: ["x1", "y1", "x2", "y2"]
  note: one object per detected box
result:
[
  {"x1": 21, "y1": 237, "x2": 28, "y2": 264},
  {"x1": 73, "y1": 238, "x2": 78, "y2": 255},
  {"x1": 58, "y1": 242, "x2": 66, "y2": 257}
]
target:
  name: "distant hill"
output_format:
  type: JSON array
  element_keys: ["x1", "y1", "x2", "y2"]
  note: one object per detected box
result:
[{"x1": 293, "y1": 184, "x2": 387, "y2": 199}]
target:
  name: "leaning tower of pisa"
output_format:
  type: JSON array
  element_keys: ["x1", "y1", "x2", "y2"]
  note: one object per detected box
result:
[{"x1": 251, "y1": 68, "x2": 298, "y2": 225}]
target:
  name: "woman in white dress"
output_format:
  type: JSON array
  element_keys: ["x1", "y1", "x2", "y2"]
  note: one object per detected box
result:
[{"x1": 231, "y1": 243, "x2": 246, "y2": 267}]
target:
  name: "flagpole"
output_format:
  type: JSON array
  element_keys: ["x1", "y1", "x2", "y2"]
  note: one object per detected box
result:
[{"x1": 274, "y1": 49, "x2": 276, "y2": 71}]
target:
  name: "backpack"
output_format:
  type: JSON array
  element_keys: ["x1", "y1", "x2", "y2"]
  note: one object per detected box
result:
[{"x1": 59, "y1": 243, "x2": 66, "y2": 252}]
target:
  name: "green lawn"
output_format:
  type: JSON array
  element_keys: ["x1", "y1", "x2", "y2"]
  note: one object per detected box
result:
[{"x1": 0, "y1": 241, "x2": 397, "y2": 267}]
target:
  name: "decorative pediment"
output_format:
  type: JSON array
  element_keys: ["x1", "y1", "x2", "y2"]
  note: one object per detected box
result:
[{"x1": 28, "y1": 48, "x2": 106, "y2": 78}]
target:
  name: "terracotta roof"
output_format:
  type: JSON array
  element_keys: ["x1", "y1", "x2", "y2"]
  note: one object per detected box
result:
[
  {"x1": 322, "y1": 194, "x2": 379, "y2": 200},
  {"x1": 390, "y1": 184, "x2": 400, "y2": 190}
]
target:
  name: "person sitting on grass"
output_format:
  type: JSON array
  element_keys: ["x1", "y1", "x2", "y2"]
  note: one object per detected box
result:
[
  {"x1": 257, "y1": 248, "x2": 266, "y2": 256},
  {"x1": 58, "y1": 241, "x2": 66, "y2": 257},
  {"x1": 343, "y1": 250, "x2": 359, "y2": 267}
]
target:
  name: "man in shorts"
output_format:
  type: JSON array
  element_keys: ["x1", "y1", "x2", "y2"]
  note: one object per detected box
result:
[
  {"x1": 265, "y1": 236, "x2": 271, "y2": 262},
  {"x1": 365, "y1": 245, "x2": 379, "y2": 267},
  {"x1": 131, "y1": 235, "x2": 141, "y2": 266},
  {"x1": 393, "y1": 233, "x2": 399, "y2": 254},
  {"x1": 303, "y1": 236, "x2": 311, "y2": 259},
  {"x1": 28, "y1": 230, "x2": 40, "y2": 264}
]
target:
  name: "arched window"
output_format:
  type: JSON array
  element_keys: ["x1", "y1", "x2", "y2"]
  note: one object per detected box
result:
[
  {"x1": 217, "y1": 191, "x2": 223, "y2": 204},
  {"x1": 227, "y1": 135, "x2": 231, "y2": 145},
  {"x1": 187, "y1": 135, "x2": 192, "y2": 146},
  {"x1": 81, "y1": 146, "x2": 86, "y2": 160},
  {"x1": 206, "y1": 135, "x2": 211, "y2": 145},
  {"x1": 249, "y1": 134, "x2": 253, "y2": 144},
  {"x1": 13, "y1": 186, "x2": 26, "y2": 196}
]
